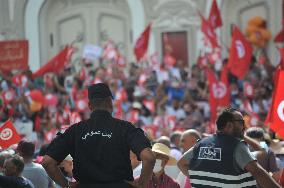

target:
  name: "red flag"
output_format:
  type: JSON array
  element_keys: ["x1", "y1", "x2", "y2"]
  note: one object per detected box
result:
[
  {"x1": 274, "y1": 21, "x2": 284, "y2": 43},
  {"x1": 150, "y1": 52, "x2": 160, "y2": 70},
  {"x1": 44, "y1": 93, "x2": 58, "y2": 107},
  {"x1": 243, "y1": 81, "x2": 254, "y2": 98},
  {"x1": 70, "y1": 112, "x2": 82, "y2": 125},
  {"x1": 12, "y1": 74, "x2": 28, "y2": 88},
  {"x1": 197, "y1": 51, "x2": 208, "y2": 68},
  {"x1": 0, "y1": 120, "x2": 21, "y2": 149},
  {"x1": 265, "y1": 67, "x2": 281, "y2": 125},
  {"x1": 209, "y1": 0, "x2": 222, "y2": 29},
  {"x1": 115, "y1": 88, "x2": 127, "y2": 102},
  {"x1": 207, "y1": 49, "x2": 221, "y2": 65},
  {"x1": 277, "y1": 48, "x2": 284, "y2": 70},
  {"x1": 2, "y1": 89, "x2": 16, "y2": 105},
  {"x1": 43, "y1": 74, "x2": 54, "y2": 88},
  {"x1": 242, "y1": 100, "x2": 260, "y2": 127},
  {"x1": 79, "y1": 67, "x2": 86, "y2": 81},
  {"x1": 75, "y1": 99, "x2": 88, "y2": 113},
  {"x1": 128, "y1": 109, "x2": 139, "y2": 124},
  {"x1": 32, "y1": 46, "x2": 74, "y2": 78},
  {"x1": 28, "y1": 89, "x2": 44, "y2": 103},
  {"x1": 114, "y1": 100, "x2": 123, "y2": 119},
  {"x1": 103, "y1": 41, "x2": 119, "y2": 61},
  {"x1": 117, "y1": 54, "x2": 126, "y2": 68},
  {"x1": 143, "y1": 99, "x2": 155, "y2": 113},
  {"x1": 165, "y1": 115, "x2": 177, "y2": 130},
  {"x1": 200, "y1": 13, "x2": 219, "y2": 49},
  {"x1": 142, "y1": 125, "x2": 158, "y2": 140},
  {"x1": 268, "y1": 70, "x2": 284, "y2": 136},
  {"x1": 206, "y1": 67, "x2": 230, "y2": 122},
  {"x1": 227, "y1": 26, "x2": 253, "y2": 79},
  {"x1": 44, "y1": 128, "x2": 57, "y2": 143},
  {"x1": 138, "y1": 73, "x2": 148, "y2": 86},
  {"x1": 134, "y1": 23, "x2": 151, "y2": 61},
  {"x1": 163, "y1": 53, "x2": 176, "y2": 67}
]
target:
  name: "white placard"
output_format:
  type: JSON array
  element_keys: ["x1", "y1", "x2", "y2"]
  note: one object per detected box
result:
[{"x1": 83, "y1": 44, "x2": 102, "y2": 60}]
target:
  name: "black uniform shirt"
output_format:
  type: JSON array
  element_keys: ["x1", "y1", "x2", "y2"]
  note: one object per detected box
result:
[{"x1": 46, "y1": 110, "x2": 151, "y2": 184}]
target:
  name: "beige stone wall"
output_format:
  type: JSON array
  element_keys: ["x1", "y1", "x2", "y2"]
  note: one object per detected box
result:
[
  {"x1": 0, "y1": 0, "x2": 283, "y2": 68},
  {"x1": 0, "y1": 0, "x2": 26, "y2": 40},
  {"x1": 39, "y1": 0, "x2": 131, "y2": 67}
]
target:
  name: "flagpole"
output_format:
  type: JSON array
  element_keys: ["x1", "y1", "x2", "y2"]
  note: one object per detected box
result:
[{"x1": 71, "y1": 33, "x2": 84, "y2": 46}]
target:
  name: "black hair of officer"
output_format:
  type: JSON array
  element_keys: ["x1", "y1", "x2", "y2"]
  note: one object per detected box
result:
[
  {"x1": 216, "y1": 107, "x2": 238, "y2": 130},
  {"x1": 88, "y1": 83, "x2": 114, "y2": 113}
]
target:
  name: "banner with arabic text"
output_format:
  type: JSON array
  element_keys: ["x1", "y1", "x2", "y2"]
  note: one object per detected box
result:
[{"x1": 0, "y1": 40, "x2": 28, "y2": 72}]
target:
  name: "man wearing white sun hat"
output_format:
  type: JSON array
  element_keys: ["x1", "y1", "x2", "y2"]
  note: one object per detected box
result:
[{"x1": 136, "y1": 143, "x2": 180, "y2": 188}]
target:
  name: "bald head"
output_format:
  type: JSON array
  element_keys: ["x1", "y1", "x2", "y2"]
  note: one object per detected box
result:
[
  {"x1": 180, "y1": 129, "x2": 201, "y2": 152},
  {"x1": 156, "y1": 136, "x2": 171, "y2": 148}
]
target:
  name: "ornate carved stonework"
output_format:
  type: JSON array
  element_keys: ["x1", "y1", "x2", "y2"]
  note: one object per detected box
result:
[{"x1": 143, "y1": 0, "x2": 200, "y2": 28}]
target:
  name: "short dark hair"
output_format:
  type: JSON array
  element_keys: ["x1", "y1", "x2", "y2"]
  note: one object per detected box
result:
[
  {"x1": 216, "y1": 107, "x2": 239, "y2": 130},
  {"x1": 246, "y1": 127, "x2": 264, "y2": 139},
  {"x1": 10, "y1": 154, "x2": 25, "y2": 173},
  {"x1": 170, "y1": 132, "x2": 181, "y2": 143},
  {"x1": 17, "y1": 141, "x2": 35, "y2": 159}
]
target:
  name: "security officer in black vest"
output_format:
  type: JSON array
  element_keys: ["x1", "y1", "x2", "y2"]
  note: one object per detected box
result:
[
  {"x1": 42, "y1": 83, "x2": 155, "y2": 188},
  {"x1": 177, "y1": 107, "x2": 280, "y2": 188}
]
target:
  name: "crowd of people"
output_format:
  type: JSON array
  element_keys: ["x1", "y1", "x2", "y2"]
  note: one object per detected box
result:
[{"x1": 0, "y1": 46, "x2": 284, "y2": 187}]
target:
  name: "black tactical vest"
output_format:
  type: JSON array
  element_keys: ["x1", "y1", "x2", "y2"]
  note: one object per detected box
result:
[{"x1": 189, "y1": 133, "x2": 257, "y2": 188}]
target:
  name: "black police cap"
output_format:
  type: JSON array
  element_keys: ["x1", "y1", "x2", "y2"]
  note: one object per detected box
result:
[{"x1": 88, "y1": 83, "x2": 114, "y2": 99}]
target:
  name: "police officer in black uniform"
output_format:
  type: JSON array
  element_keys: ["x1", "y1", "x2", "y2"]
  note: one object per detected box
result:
[{"x1": 42, "y1": 83, "x2": 155, "y2": 188}]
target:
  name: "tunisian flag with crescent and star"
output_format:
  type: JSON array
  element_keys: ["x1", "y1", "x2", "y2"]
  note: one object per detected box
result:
[
  {"x1": 134, "y1": 23, "x2": 152, "y2": 62},
  {"x1": 227, "y1": 26, "x2": 253, "y2": 80},
  {"x1": 32, "y1": 46, "x2": 74, "y2": 78},
  {"x1": 200, "y1": 13, "x2": 219, "y2": 49},
  {"x1": 206, "y1": 67, "x2": 230, "y2": 124},
  {"x1": 0, "y1": 120, "x2": 22, "y2": 149},
  {"x1": 209, "y1": 0, "x2": 222, "y2": 29},
  {"x1": 267, "y1": 69, "x2": 284, "y2": 139}
]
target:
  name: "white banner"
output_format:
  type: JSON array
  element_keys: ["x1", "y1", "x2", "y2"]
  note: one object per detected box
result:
[{"x1": 83, "y1": 44, "x2": 102, "y2": 60}]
